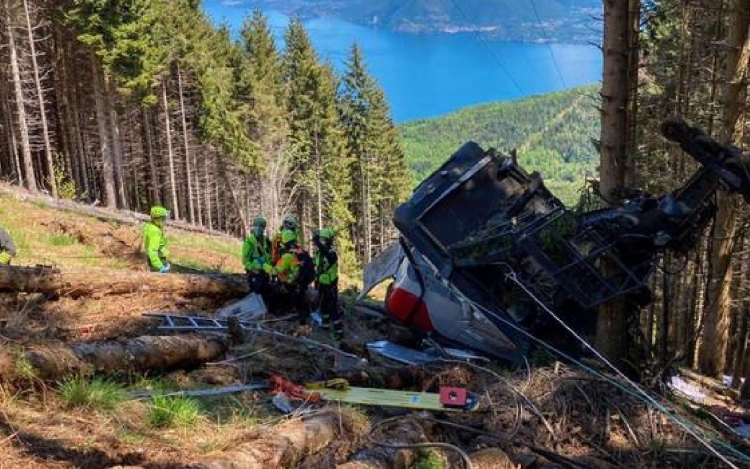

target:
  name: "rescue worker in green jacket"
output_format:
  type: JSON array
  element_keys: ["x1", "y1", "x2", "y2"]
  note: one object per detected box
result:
[
  {"x1": 271, "y1": 215, "x2": 300, "y2": 263},
  {"x1": 143, "y1": 206, "x2": 170, "y2": 273},
  {"x1": 265, "y1": 229, "x2": 308, "y2": 323},
  {"x1": 0, "y1": 226, "x2": 17, "y2": 265},
  {"x1": 242, "y1": 216, "x2": 272, "y2": 297},
  {"x1": 313, "y1": 228, "x2": 342, "y2": 340}
]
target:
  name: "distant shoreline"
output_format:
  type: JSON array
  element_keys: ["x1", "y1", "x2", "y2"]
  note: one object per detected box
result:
[{"x1": 210, "y1": 3, "x2": 601, "y2": 46}]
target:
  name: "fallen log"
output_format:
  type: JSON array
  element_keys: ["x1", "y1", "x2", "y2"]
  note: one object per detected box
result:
[
  {"x1": 0, "y1": 265, "x2": 248, "y2": 298},
  {"x1": 23, "y1": 334, "x2": 228, "y2": 380},
  {"x1": 679, "y1": 367, "x2": 739, "y2": 401},
  {"x1": 190, "y1": 410, "x2": 340, "y2": 469}
]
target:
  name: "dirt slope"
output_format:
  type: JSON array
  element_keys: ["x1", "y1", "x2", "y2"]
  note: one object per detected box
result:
[{"x1": 0, "y1": 192, "x2": 741, "y2": 469}]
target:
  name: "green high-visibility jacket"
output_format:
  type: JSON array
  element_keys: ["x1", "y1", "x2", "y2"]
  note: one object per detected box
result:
[
  {"x1": 142, "y1": 221, "x2": 168, "y2": 270},
  {"x1": 314, "y1": 249, "x2": 338, "y2": 286},
  {"x1": 242, "y1": 233, "x2": 271, "y2": 271},
  {"x1": 266, "y1": 251, "x2": 299, "y2": 285}
]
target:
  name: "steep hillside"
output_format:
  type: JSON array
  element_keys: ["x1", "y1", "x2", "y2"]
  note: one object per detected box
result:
[
  {"x1": 400, "y1": 86, "x2": 600, "y2": 204},
  {"x1": 0, "y1": 189, "x2": 242, "y2": 274},
  {"x1": 238, "y1": 0, "x2": 601, "y2": 43}
]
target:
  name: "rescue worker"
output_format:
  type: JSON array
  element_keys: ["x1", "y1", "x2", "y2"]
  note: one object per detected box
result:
[
  {"x1": 313, "y1": 228, "x2": 342, "y2": 340},
  {"x1": 143, "y1": 206, "x2": 170, "y2": 273},
  {"x1": 271, "y1": 215, "x2": 300, "y2": 263},
  {"x1": 242, "y1": 216, "x2": 272, "y2": 296},
  {"x1": 265, "y1": 229, "x2": 310, "y2": 323},
  {"x1": 0, "y1": 226, "x2": 17, "y2": 265}
]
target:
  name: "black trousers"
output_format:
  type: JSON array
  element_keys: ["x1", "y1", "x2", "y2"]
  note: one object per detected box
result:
[
  {"x1": 246, "y1": 270, "x2": 270, "y2": 295},
  {"x1": 319, "y1": 282, "x2": 341, "y2": 338},
  {"x1": 269, "y1": 282, "x2": 309, "y2": 323}
]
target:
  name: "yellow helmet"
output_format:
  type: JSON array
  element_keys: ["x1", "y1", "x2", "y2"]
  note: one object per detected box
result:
[
  {"x1": 150, "y1": 206, "x2": 169, "y2": 218},
  {"x1": 281, "y1": 230, "x2": 296, "y2": 245}
]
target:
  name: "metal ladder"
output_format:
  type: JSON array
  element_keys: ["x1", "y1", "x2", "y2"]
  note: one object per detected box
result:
[{"x1": 145, "y1": 313, "x2": 258, "y2": 332}]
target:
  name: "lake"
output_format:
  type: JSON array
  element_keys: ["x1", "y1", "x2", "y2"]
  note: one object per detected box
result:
[{"x1": 204, "y1": 4, "x2": 603, "y2": 123}]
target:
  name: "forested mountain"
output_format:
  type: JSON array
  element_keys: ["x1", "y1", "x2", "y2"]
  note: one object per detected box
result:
[
  {"x1": 401, "y1": 86, "x2": 599, "y2": 203},
  {"x1": 0, "y1": 1, "x2": 409, "y2": 269},
  {"x1": 222, "y1": 0, "x2": 601, "y2": 44}
]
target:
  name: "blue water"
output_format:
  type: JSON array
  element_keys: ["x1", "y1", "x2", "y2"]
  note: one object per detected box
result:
[{"x1": 204, "y1": 3, "x2": 602, "y2": 123}]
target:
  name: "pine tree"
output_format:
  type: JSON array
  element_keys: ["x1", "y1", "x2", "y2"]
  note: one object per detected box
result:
[
  {"x1": 339, "y1": 44, "x2": 408, "y2": 264},
  {"x1": 339, "y1": 45, "x2": 374, "y2": 262},
  {"x1": 282, "y1": 19, "x2": 355, "y2": 257},
  {"x1": 238, "y1": 10, "x2": 290, "y2": 230}
]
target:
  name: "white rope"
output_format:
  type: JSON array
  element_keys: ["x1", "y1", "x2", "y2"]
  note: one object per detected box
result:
[{"x1": 448, "y1": 266, "x2": 742, "y2": 468}]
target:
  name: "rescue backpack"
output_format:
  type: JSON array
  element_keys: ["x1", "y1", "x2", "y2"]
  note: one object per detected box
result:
[{"x1": 294, "y1": 248, "x2": 315, "y2": 288}]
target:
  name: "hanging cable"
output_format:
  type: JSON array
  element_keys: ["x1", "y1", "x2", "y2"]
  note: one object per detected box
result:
[
  {"x1": 446, "y1": 0, "x2": 525, "y2": 96},
  {"x1": 529, "y1": 0, "x2": 568, "y2": 88},
  {"x1": 447, "y1": 267, "x2": 748, "y2": 467}
]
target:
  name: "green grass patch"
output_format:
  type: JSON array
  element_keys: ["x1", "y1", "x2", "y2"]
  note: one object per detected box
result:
[
  {"x1": 148, "y1": 395, "x2": 201, "y2": 428},
  {"x1": 127, "y1": 375, "x2": 181, "y2": 393},
  {"x1": 34, "y1": 201, "x2": 50, "y2": 210},
  {"x1": 15, "y1": 356, "x2": 36, "y2": 380},
  {"x1": 58, "y1": 376, "x2": 124, "y2": 412},
  {"x1": 48, "y1": 234, "x2": 76, "y2": 247},
  {"x1": 414, "y1": 449, "x2": 448, "y2": 469}
]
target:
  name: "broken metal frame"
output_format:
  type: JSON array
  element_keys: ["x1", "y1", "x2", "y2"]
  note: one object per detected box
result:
[{"x1": 449, "y1": 208, "x2": 655, "y2": 309}]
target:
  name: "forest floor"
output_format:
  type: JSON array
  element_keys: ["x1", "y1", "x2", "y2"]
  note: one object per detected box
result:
[{"x1": 0, "y1": 188, "x2": 746, "y2": 469}]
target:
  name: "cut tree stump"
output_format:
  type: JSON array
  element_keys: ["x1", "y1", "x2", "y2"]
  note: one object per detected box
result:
[
  {"x1": 189, "y1": 410, "x2": 340, "y2": 469},
  {"x1": 0, "y1": 265, "x2": 248, "y2": 298},
  {"x1": 23, "y1": 334, "x2": 228, "y2": 379}
]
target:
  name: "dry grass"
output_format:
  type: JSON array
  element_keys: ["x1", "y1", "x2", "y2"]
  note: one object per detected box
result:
[{"x1": 0, "y1": 194, "x2": 243, "y2": 273}]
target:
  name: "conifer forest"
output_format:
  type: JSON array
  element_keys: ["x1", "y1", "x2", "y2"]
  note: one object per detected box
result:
[{"x1": 0, "y1": 0, "x2": 409, "y2": 270}]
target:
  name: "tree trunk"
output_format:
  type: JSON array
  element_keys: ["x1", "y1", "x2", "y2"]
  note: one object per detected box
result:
[
  {"x1": 596, "y1": 0, "x2": 637, "y2": 362},
  {"x1": 218, "y1": 157, "x2": 248, "y2": 235},
  {"x1": 22, "y1": 0, "x2": 55, "y2": 196},
  {"x1": 203, "y1": 149, "x2": 212, "y2": 228},
  {"x1": 91, "y1": 55, "x2": 117, "y2": 208},
  {"x1": 105, "y1": 75, "x2": 127, "y2": 208},
  {"x1": 52, "y1": 27, "x2": 76, "y2": 191},
  {"x1": 176, "y1": 62, "x2": 196, "y2": 224},
  {"x1": 195, "y1": 147, "x2": 203, "y2": 226},
  {"x1": 659, "y1": 257, "x2": 670, "y2": 361},
  {"x1": 0, "y1": 265, "x2": 248, "y2": 299},
  {"x1": 193, "y1": 411, "x2": 341, "y2": 469},
  {"x1": 315, "y1": 135, "x2": 323, "y2": 230},
  {"x1": 23, "y1": 335, "x2": 228, "y2": 380},
  {"x1": 66, "y1": 40, "x2": 90, "y2": 198},
  {"x1": 142, "y1": 106, "x2": 161, "y2": 205},
  {"x1": 362, "y1": 154, "x2": 373, "y2": 263},
  {"x1": 4, "y1": 0, "x2": 36, "y2": 192},
  {"x1": 698, "y1": 0, "x2": 750, "y2": 377},
  {"x1": 731, "y1": 308, "x2": 748, "y2": 388},
  {"x1": 161, "y1": 81, "x2": 180, "y2": 219},
  {"x1": 0, "y1": 78, "x2": 20, "y2": 185}
]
